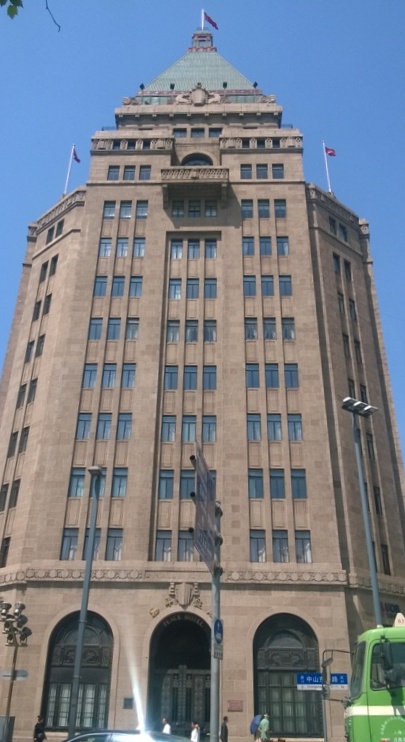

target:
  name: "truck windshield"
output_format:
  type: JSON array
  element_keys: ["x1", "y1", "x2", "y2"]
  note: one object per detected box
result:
[
  {"x1": 371, "y1": 642, "x2": 405, "y2": 689},
  {"x1": 350, "y1": 641, "x2": 366, "y2": 698}
]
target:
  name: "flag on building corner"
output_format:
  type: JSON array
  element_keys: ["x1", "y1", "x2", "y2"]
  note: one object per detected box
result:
[
  {"x1": 324, "y1": 146, "x2": 336, "y2": 157},
  {"x1": 73, "y1": 146, "x2": 81, "y2": 163},
  {"x1": 204, "y1": 11, "x2": 218, "y2": 30}
]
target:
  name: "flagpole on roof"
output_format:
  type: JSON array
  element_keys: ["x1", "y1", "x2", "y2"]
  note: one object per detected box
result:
[
  {"x1": 322, "y1": 140, "x2": 332, "y2": 193},
  {"x1": 64, "y1": 144, "x2": 75, "y2": 196},
  {"x1": 201, "y1": 8, "x2": 204, "y2": 30}
]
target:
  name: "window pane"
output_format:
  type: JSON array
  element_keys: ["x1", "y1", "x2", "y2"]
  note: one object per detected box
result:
[
  {"x1": 185, "y1": 320, "x2": 198, "y2": 343},
  {"x1": 249, "y1": 470, "x2": 263, "y2": 499},
  {"x1": 184, "y1": 366, "x2": 197, "y2": 391},
  {"x1": 270, "y1": 470, "x2": 285, "y2": 499},
  {"x1": 261, "y1": 276, "x2": 274, "y2": 296},
  {"x1": 117, "y1": 414, "x2": 132, "y2": 440},
  {"x1": 164, "y1": 365, "x2": 178, "y2": 390},
  {"x1": 159, "y1": 471, "x2": 174, "y2": 500},
  {"x1": 245, "y1": 318, "x2": 258, "y2": 340},
  {"x1": 133, "y1": 238, "x2": 145, "y2": 257},
  {"x1": 203, "y1": 366, "x2": 216, "y2": 390},
  {"x1": 102, "y1": 364, "x2": 116, "y2": 388}
]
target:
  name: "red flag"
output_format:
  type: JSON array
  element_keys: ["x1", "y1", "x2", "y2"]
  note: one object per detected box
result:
[
  {"x1": 204, "y1": 11, "x2": 218, "y2": 30},
  {"x1": 73, "y1": 146, "x2": 81, "y2": 163},
  {"x1": 324, "y1": 146, "x2": 336, "y2": 157}
]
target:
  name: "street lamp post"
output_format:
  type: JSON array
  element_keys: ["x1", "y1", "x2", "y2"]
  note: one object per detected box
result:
[
  {"x1": 342, "y1": 397, "x2": 383, "y2": 627},
  {"x1": 0, "y1": 601, "x2": 32, "y2": 742},
  {"x1": 67, "y1": 465, "x2": 104, "y2": 738}
]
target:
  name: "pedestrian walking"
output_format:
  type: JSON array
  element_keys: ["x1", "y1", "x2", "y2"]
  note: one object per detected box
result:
[
  {"x1": 33, "y1": 716, "x2": 46, "y2": 742},
  {"x1": 191, "y1": 721, "x2": 200, "y2": 742},
  {"x1": 220, "y1": 716, "x2": 228, "y2": 742},
  {"x1": 162, "y1": 718, "x2": 171, "y2": 734},
  {"x1": 258, "y1": 712, "x2": 271, "y2": 741}
]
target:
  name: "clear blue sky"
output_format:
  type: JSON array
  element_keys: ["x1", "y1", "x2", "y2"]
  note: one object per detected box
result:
[{"x1": 1, "y1": 0, "x2": 404, "y2": 456}]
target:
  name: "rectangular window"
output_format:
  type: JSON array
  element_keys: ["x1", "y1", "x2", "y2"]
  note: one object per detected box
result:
[
  {"x1": 117, "y1": 413, "x2": 132, "y2": 440},
  {"x1": 268, "y1": 414, "x2": 282, "y2": 442},
  {"x1": 257, "y1": 164, "x2": 268, "y2": 179},
  {"x1": 139, "y1": 165, "x2": 151, "y2": 180},
  {"x1": 360, "y1": 384, "x2": 368, "y2": 403},
  {"x1": 354, "y1": 340, "x2": 362, "y2": 364},
  {"x1": 243, "y1": 276, "x2": 256, "y2": 297},
  {"x1": 338, "y1": 293, "x2": 345, "y2": 315},
  {"x1": 99, "y1": 238, "x2": 111, "y2": 257},
  {"x1": 155, "y1": 531, "x2": 172, "y2": 561},
  {"x1": 187, "y1": 278, "x2": 199, "y2": 299},
  {"x1": 261, "y1": 275, "x2": 274, "y2": 297},
  {"x1": 39, "y1": 262, "x2": 48, "y2": 282},
  {"x1": 188, "y1": 200, "x2": 201, "y2": 218},
  {"x1": 180, "y1": 470, "x2": 195, "y2": 500},
  {"x1": 245, "y1": 318, "x2": 258, "y2": 340},
  {"x1": 274, "y1": 199, "x2": 287, "y2": 218},
  {"x1": 344, "y1": 260, "x2": 352, "y2": 282},
  {"x1": 33, "y1": 301, "x2": 41, "y2": 321},
  {"x1": 172, "y1": 200, "x2": 184, "y2": 217},
  {"x1": 349, "y1": 299, "x2": 357, "y2": 321},
  {"x1": 272, "y1": 164, "x2": 284, "y2": 179},
  {"x1": 27, "y1": 379, "x2": 37, "y2": 404},
  {"x1": 250, "y1": 530, "x2": 266, "y2": 563},
  {"x1": 188, "y1": 239, "x2": 200, "y2": 259},
  {"x1": 263, "y1": 318, "x2": 276, "y2": 340},
  {"x1": 35, "y1": 335, "x2": 45, "y2": 357},
  {"x1": 343, "y1": 334, "x2": 350, "y2": 358},
  {"x1": 83, "y1": 528, "x2": 101, "y2": 561},
  {"x1": 103, "y1": 201, "x2": 115, "y2": 219},
  {"x1": 374, "y1": 486, "x2": 382, "y2": 516},
  {"x1": 282, "y1": 317, "x2": 295, "y2": 340},
  {"x1": 16, "y1": 384, "x2": 26, "y2": 409},
  {"x1": 247, "y1": 414, "x2": 261, "y2": 441},
  {"x1": 185, "y1": 320, "x2": 198, "y2": 343},
  {"x1": 129, "y1": 276, "x2": 143, "y2": 297},
  {"x1": 43, "y1": 294, "x2": 52, "y2": 315},
  {"x1": 204, "y1": 278, "x2": 217, "y2": 299},
  {"x1": 173, "y1": 128, "x2": 187, "y2": 138},
  {"x1": 107, "y1": 318, "x2": 121, "y2": 340},
  {"x1": 89, "y1": 318, "x2": 102, "y2": 340},
  {"x1": 279, "y1": 275, "x2": 292, "y2": 296},
  {"x1": 260, "y1": 237, "x2": 271, "y2": 256},
  {"x1": 291, "y1": 469, "x2": 307, "y2": 498},
  {"x1": 265, "y1": 363, "x2": 279, "y2": 388},
  {"x1": 158, "y1": 470, "x2": 174, "y2": 500},
  {"x1": 116, "y1": 238, "x2": 128, "y2": 257},
  {"x1": 295, "y1": 530, "x2": 312, "y2": 563},
  {"x1": 119, "y1": 201, "x2": 132, "y2": 219},
  {"x1": 205, "y1": 239, "x2": 217, "y2": 258},
  {"x1": 112, "y1": 276, "x2": 125, "y2": 296},
  {"x1": 339, "y1": 223, "x2": 348, "y2": 242},
  {"x1": 241, "y1": 199, "x2": 253, "y2": 219},
  {"x1": 182, "y1": 415, "x2": 196, "y2": 443},
  {"x1": 246, "y1": 363, "x2": 259, "y2": 388},
  {"x1": 258, "y1": 199, "x2": 270, "y2": 218},
  {"x1": 55, "y1": 219, "x2": 64, "y2": 237},
  {"x1": 241, "y1": 164, "x2": 252, "y2": 179},
  {"x1": 178, "y1": 532, "x2": 195, "y2": 562},
  {"x1": 97, "y1": 413, "x2": 112, "y2": 440},
  {"x1": 381, "y1": 544, "x2": 391, "y2": 575},
  {"x1": 169, "y1": 279, "x2": 182, "y2": 300},
  {"x1": 46, "y1": 226, "x2": 54, "y2": 244},
  {"x1": 277, "y1": 236, "x2": 289, "y2": 256},
  {"x1": 273, "y1": 530, "x2": 289, "y2": 563},
  {"x1": 270, "y1": 469, "x2": 285, "y2": 499},
  {"x1": 202, "y1": 415, "x2": 216, "y2": 443},
  {"x1": 133, "y1": 237, "x2": 145, "y2": 258},
  {"x1": 205, "y1": 200, "x2": 217, "y2": 217},
  {"x1": 170, "y1": 240, "x2": 183, "y2": 259},
  {"x1": 348, "y1": 378, "x2": 356, "y2": 398},
  {"x1": 209, "y1": 128, "x2": 222, "y2": 137},
  {"x1": 60, "y1": 528, "x2": 78, "y2": 560},
  {"x1": 107, "y1": 165, "x2": 119, "y2": 181},
  {"x1": 203, "y1": 365, "x2": 216, "y2": 390},
  {"x1": 0, "y1": 537, "x2": 10, "y2": 568},
  {"x1": 102, "y1": 363, "x2": 116, "y2": 389},
  {"x1": 162, "y1": 415, "x2": 176, "y2": 442},
  {"x1": 112, "y1": 468, "x2": 128, "y2": 498},
  {"x1": 366, "y1": 433, "x2": 376, "y2": 461},
  {"x1": 333, "y1": 253, "x2": 340, "y2": 272},
  {"x1": 167, "y1": 320, "x2": 180, "y2": 342},
  {"x1": 9, "y1": 480, "x2": 20, "y2": 509},
  {"x1": 18, "y1": 426, "x2": 29, "y2": 453},
  {"x1": 94, "y1": 276, "x2": 107, "y2": 297},
  {"x1": 184, "y1": 366, "x2": 197, "y2": 391},
  {"x1": 106, "y1": 529, "x2": 123, "y2": 561},
  {"x1": 126, "y1": 318, "x2": 139, "y2": 340},
  {"x1": 7, "y1": 432, "x2": 18, "y2": 458},
  {"x1": 285, "y1": 363, "x2": 299, "y2": 389},
  {"x1": 122, "y1": 363, "x2": 136, "y2": 388},
  {"x1": 68, "y1": 468, "x2": 85, "y2": 498},
  {"x1": 249, "y1": 469, "x2": 263, "y2": 499},
  {"x1": 83, "y1": 364, "x2": 97, "y2": 388},
  {"x1": 164, "y1": 365, "x2": 178, "y2": 390},
  {"x1": 242, "y1": 237, "x2": 254, "y2": 256},
  {"x1": 288, "y1": 414, "x2": 303, "y2": 441},
  {"x1": 123, "y1": 165, "x2": 135, "y2": 180},
  {"x1": 0, "y1": 484, "x2": 9, "y2": 511},
  {"x1": 191, "y1": 128, "x2": 204, "y2": 138},
  {"x1": 329, "y1": 217, "x2": 337, "y2": 236},
  {"x1": 25, "y1": 340, "x2": 34, "y2": 363},
  {"x1": 204, "y1": 320, "x2": 217, "y2": 342},
  {"x1": 136, "y1": 200, "x2": 148, "y2": 219}
]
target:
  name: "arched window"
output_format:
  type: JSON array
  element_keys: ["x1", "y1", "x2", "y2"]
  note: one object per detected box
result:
[
  {"x1": 181, "y1": 154, "x2": 213, "y2": 166},
  {"x1": 43, "y1": 611, "x2": 113, "y2": 730},
  {"x1": 253, "y1": 614, "x2": 322, "y2": 738}
]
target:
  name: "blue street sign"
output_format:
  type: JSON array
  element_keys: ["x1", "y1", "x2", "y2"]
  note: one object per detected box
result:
[
  {"x1": 331, "y1": 673, "x2": 349, "y2": 689},
  {"x1": 296, "y1": 672, "x2": 323, "y2": 690},
  {"x1": 214, "y1": 618, "x2": 223, "y2": 644}
]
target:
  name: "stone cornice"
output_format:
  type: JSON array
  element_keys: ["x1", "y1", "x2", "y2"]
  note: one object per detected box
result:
[
  {"x1": 31, "y1": 189, "x2": 86, "y2": 236},
  {"x1": 306, "y1": 183, "x2": 360, "y2": 227}
]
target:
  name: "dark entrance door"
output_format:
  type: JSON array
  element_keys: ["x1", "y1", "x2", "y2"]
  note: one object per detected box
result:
[{"x1": 147, "y1": 613, "x2": 211, "y2": 737}]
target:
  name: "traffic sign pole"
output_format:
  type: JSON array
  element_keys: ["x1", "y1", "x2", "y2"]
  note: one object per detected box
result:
[{"x1": 210, "y1": 502, "x2": 222, "y2": 742}]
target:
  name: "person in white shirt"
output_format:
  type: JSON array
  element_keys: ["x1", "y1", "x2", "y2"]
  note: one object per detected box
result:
[
  {"x1": 191, "y1": 721, "x2": 200, "y2": 742},
  {"x1": 162, "y1": 718, "x2": 171, "y2": 734}
]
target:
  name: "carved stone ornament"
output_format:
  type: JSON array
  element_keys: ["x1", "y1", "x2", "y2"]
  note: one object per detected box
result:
[{"x1": 175, "y1": 85, "x2": 223, "y2": 107}]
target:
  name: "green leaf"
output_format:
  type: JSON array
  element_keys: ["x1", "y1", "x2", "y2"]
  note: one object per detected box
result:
[
  {"x1": 11, "y1": 0, "x2": 23, "y2": 6},
  {"x1": 0, "y1": 0, "x2": 8, "y2": 7},
  {"x1": 7, "y1": 4, "x2": 18, "y2": 17}
]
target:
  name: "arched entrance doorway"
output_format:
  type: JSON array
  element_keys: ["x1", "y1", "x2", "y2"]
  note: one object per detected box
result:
[
  {"x1": 147, "y1": 613, "x2": 210, "y2": 736},
  {"x1": 253, "y1": 613, "x2": 322, "y2": 739}
]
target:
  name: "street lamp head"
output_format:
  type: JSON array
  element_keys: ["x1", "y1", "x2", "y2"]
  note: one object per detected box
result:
[
  {"x1": 87, "y1": 465, "x2": 104, "y2": 477},
  {"x1": 342, "y1": 397, "x2": 378, "y2": 418},
  {"x1": 14, "y1": 602, "x2": 25, "y2": 615},
  {"x1": 1, "y1": 603, "x2": 12, "y2": 617}
]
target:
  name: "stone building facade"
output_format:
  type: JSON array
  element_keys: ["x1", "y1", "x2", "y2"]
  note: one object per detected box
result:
[{"x1": 0, "y1": 29, "x2": 404, "y2": 742}]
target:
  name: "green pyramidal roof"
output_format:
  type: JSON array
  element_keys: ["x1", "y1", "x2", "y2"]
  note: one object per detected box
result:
[{"x1": 144, "y1": 30, "x2": 255, "y2": 92}]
